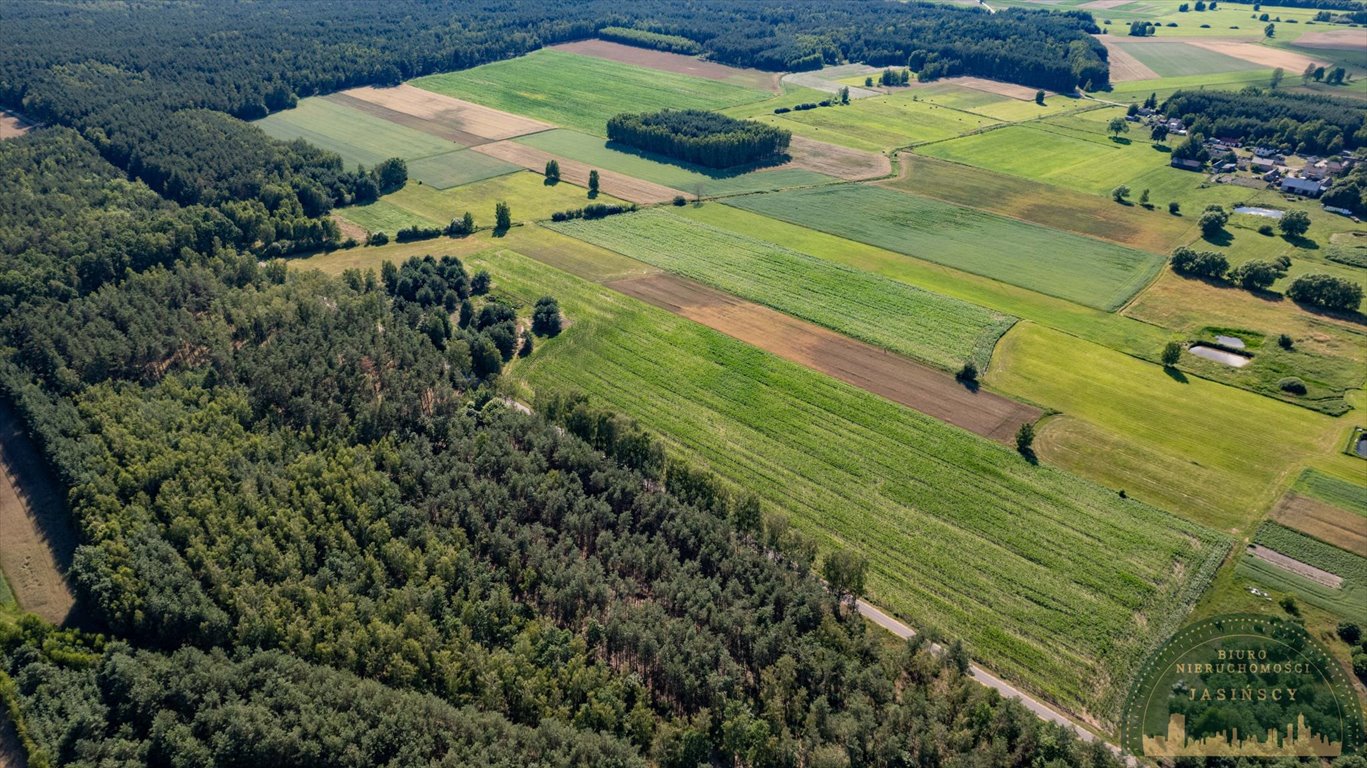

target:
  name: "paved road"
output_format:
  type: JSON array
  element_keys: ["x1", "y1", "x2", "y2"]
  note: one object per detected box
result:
[{"x1": 857, "y1": 600, "x2": 1110, "y2": 743}]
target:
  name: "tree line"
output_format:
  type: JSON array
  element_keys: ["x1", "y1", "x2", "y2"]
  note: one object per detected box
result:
[
  {"x1": 606, "y1": 110, "x2": 791, "y2": 169},
  {"x1": 1161, "y1": 88, "x2": 1367, "y2": 153}
]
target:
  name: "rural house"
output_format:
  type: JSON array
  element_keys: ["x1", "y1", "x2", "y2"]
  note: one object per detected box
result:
[{"x1": 1280, "y1": 176, "x2": 1326, "y2": 197}]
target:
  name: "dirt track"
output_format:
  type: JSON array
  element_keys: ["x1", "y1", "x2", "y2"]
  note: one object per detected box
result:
[
  {"x1": 786, "y1": 136, "x2": 890, "y2": 180},
  {"x1": 607, "y1": 273, "x2": 1040, "y2": 442},
  {"x1": 471, "y1": 140, "x2": 685, "y2": 204},
  {"x1": 1271, "y1": 492, "x2": 1367, "y2": 557},
  {"x1": 1246, "y1": 544, "x2": 1343, "y2": 588},
  {"x1": 0, "y1": 401, "x2": 78, "y2": 626},
  {"x1": 331, "y1": 84, "x2": 553, "y2": 145},
  {"x1": 551, "y1": 40, "x2": 781, "y2": 93}
]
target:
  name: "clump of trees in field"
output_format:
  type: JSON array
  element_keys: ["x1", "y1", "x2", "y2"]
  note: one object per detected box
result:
[
  {"x1": 1161, "y1": 89, "x2": 1366, "y2": 153},
  {"x1": 607, "y1": 109, "x2": 791, "y2": 168},
  {"x1": 597, "y1": 25, "x2": 702, "y2": 54},
  {"x1": 549, "y1": 202, "x2": 636, "y2": 222},
  {"x1": 1287, "y1": 273, "x2": 1364, "y2": 311}
]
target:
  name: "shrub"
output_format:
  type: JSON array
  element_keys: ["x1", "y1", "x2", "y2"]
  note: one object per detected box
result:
[
  {"x1": 1338, "y1": 622, "x2": 1362, "y2": 645},
  {"x1": 1258, "y1": 223, "x2": 1274, "y2": 236},
  {"x1": 1278, "y1": 209, "x2": 1311, "y2": 237},
  {"x1": 1169, "y1": 201, "x2": 1181, "y2": 215},
  {"x1": 1286, "y1": 273, "x2": 1363, "y2": 311},
  {"x1": 1170, "y1": 246, "x2": 1228, "y2": 279},
  {"x1": 1278, "y1": 333, "x2": 1293, "y2": 350},
  {"x1": 956, "y1": 361, "x2": 978, "y2": 384},
  {"x1": 1279, "y1": 595, "x2": 1300, "y2": 616},
  {"x1": 1278, "y1": 377, "x2": 1307, "y2": 395},
  {"x1": 1015, "y1": 422, "x2": 1035, "y2": 455},
  {"x1": 470, "y1": 270, "x2": 491, "y2": 296},
  {"x1": 672, "y1": 195, "x2": 687, "y2": 207},
  {"x1": 532, "y1": 296, "x2": 563, "y2": 337},
  {"x1": 1198, "y1": 206, "x2": 1229, "y2": 237},
  {"x1": 366, "y1": 231, "x2": 389, "y2": 247},
  {"x1": 1161, "y1": 341, "x2": 1182, "y2": 367},
  {"x1": 395, "y1": 224, "x2": 442, "y2": 243}
]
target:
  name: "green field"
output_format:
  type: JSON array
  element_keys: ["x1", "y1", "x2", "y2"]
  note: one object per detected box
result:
[
  {"x1": 338, "y1": 172, "x2": 629, "y2": 234},
  {"x1": 677, "y1": 204, "x2": 1173, "y2": 356},
  {"x1": 1294, "y1": 469, "x2": 1367, "y2": 517},
  {"x1": 547, "y1": 209, "x2": 1017, "y2": 371},
  {"x1": 515, "y1": 129, "x2": 834, "y2": 196},
  {"x1": 257, "y1": 97, "x2": 459, "y2": 165},
  {"x1": 911, "y1": 83, "x2": 1086, "y2": 122},
  {"x1": 460, "y1": 245, "x2": 1227, "y2": 724},
  {"x1": 725, "y1": 184, "x2": 1166, "y2": 310},
  {"x1": 1113, "y1": 41, "x2": 1267, "y2": 77},
  {"x1": 988, "y1": 323, "x2": 1345, "y2": 532},
  {"x1": 1107, "y1": 68, "x2": 1277, "y2": 101},
  {"x1": 728, "y1": 91, "x2": 1002, "y2": 152},
  {"x1": 404, "y1": 150, "x2": 520, "y2": 189},
  {"x1": 411, "y1": 49, "x2": 771, "y2": 135},
  {"x1": 1242, "y1": 522, "x2": 1367, "y2": 622}
]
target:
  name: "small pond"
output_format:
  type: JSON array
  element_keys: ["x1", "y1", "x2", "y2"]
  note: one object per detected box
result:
[
  {"x1": 1233, "y1": 206, "x2": 1284, "y2": 219},
  {"x1": 1189, "y1": 344, "x2": 1252, "y2": 367},
  {"x1": 1357, "y1": 435, "x2": 1367, "y2": 459},
  {"x1": 1214, "y1": 335, "x2": 1246, "y2": 349}
]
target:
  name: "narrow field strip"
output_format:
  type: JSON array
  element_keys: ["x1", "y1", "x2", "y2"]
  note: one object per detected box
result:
[
  {"x1": 605, "y1": 272, "x2": 1039, "y2": 441},
  {"x1": 547, "y1": 208, "x2": 1016, "y2": 372},
  {"x1": 472, "y1": 140, "x2": 685, "y2": 204}
]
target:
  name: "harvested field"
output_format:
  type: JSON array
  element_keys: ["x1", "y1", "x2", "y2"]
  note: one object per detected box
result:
[
  {"x1": 0, "y1": 401, "x2": 78, "y2": 626},
  {"x1": 1096, "y1": 37, "x2": 1159, "y2": 82},
  {"x1": 1080, "y1": 0, "x2": 1129, "y2": 8},
  {"x1": 782, "y1": 66, "x2": 882, "y2": 99},
  {"x1": 787, "y1": 135, "x2": 890, "y2": 180},
  {"x1": 1292, "y1": 28, "x2": 1367, "y2": 51},
  {"x1": 1271, "y1": 493, "x2": 1367, "y2": 557},
  {"x1": 606, "y1": 273, "x2": 1040, "y2": 441},
  {"x1": 550, "y1": 40, "x2": 780, "y2": 92},
  {"x1": 471, "y1": 140, "x2": 684, "y2": 204},
  {"x1": 0, "y1": 110, "x2": 35, "y2": 141},
  {"x1": 330, "y1": 214, "x2": 368, "y2": 243},
  {"x1": 1187, "y1": 40, "x2": 1327, "y2": 71},
  {"x1": 1112, "y1": 40, "x2": 1265, "y2": 77},
  {"x1": 950, "y1": 77, "x2": 1046, "y2": 101},
  {"x1": 330, "y1": 84, "x2": 553, "y2": 144},
  {"x1": 1246, "y1": 544, "x2": 1342, "y2": 589}
]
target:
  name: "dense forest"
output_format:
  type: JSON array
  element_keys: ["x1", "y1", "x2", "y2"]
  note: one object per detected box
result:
[
  {"x1": 607, "y1": 110, "x2": 791, "y2": 169},
  {"x1": 0, "y1": 122, "x2": 1134, "y2": 766},
  {"x1": 1161, "y1": 88, "x2": 1367, "y2": 153}
]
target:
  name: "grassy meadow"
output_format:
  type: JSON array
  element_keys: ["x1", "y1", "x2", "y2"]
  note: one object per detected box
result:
[
  {"x1": 256, "y1": 97, "x2": 461, "y2": 165},
  {"x1": 412, "y1": 49, "x2": 771, "y2": 135},
  {"x1": 454, "y1": 244, "x2": 1228, "y2": 725},
  {"x1": 1112, "y1": 41, "x2": 1266, "y2": 77},
  {"x1": 725, "y1": 184, "x2": 1166, "y2": 310},
  {"x1": 988, "y1": 323, "x2": 1346, "y2": 533},
  {"x1": 729, "y1": 91, "x2": 1003, "y2": 152},
  {"x1": 547, "y1": 209, "x2": 1018, "y2": 371}
]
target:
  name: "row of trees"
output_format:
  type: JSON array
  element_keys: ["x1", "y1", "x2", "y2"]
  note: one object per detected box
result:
[
  {"x1": 1170, "y1": 245, "x2": 1361, "y2": 310},
  {"x1": 606, "y1": 110, "x2": 791, "y2": 169},
  {"x1": 1161, "y1": 88, "x2": 1367, "y2": 153}
]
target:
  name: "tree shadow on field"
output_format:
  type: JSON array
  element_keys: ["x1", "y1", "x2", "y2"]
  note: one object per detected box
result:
[
  {"x1": 1109, "y1": 136, "x2": 1132, "y2": 145},
  {"x1": 1163, "y1": 365, "x2": 1188, "y2": 384}
]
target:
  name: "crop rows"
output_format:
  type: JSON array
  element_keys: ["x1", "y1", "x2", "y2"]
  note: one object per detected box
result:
[
  {"x1": 474, "y1": 247, "x2": 1229, "y2": 723},
  {"x1": 548, "y1": 209, "x2": 1016, "y2": 371},
  {"x1": 726, "y1": 184, "x2": 1166, "y2": 310}
]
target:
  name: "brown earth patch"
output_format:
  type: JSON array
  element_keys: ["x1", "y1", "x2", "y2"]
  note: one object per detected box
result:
[
  {"x1": 1271, "y1": 492, "x2": 1367, "y2": 557},
  {"x1": 0, "y1": 400, "x2": 80, "y2": 626},
  {"x1": 551, "y1": 40, "x2": 781, "y2": 93},
  {"x1": 949, "y1": 77, "x2": 1049, "y2": 101},
  {"x1": 1246, "y1": 544, "x2": 1343, "y2": 588},
  {"x1": 1096, "y1": 37, "x2": 1159, "y2": 82},
  {"x1": 606, "y1": 273, "x2": 1040, "y2": 442},
  {"x1": 1080, "y1": 0, "x2": 1130, "y2": 8},
  {"x1": 330, "y1": 214, "x2": 369, "y2": 242},
  {"x1": 786, "y1": 135, "x2": 890, "y2": 180},
  {"x1": 1187, "y1": 40, "x2": 1328, "y2": 71},
  {"x1": 884, "y1": 154, "x2": 1193, "y2": 253},
  {"x1": 335, "y1": 84, "x2": 553, "y2": 143},
  {"x1": 1294, "y1": 28, "x2": 1367, "y2": 50},
  {"x1": 470, "y1": 140, "x2": 684, "y2": 204},
  {"x1": 0, "y1": 110, "x2": 36, "y2": 141}
]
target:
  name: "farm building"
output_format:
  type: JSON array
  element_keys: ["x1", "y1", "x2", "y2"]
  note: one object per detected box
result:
[
  {"x1": 1280, "y1": 177, "x2": 1327, "y2": 197},
  {"x1": 1171, "y1": 157, "x2": 1204, "y2": 171}
]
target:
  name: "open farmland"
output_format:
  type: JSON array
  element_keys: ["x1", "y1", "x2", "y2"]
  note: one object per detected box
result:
[
  {"x1": 886, "y1": 154, "x2": 1195, "y2": 252},
  {"x1": 549, "y1": 39, "x2": 780, "y2": 91},
  {"x1": 1244, "y1": 522, "x2": 1367, "y2": 621},
  {"x1": 337, "y1": 171, "x2": 629, "y2": 234},
  {"x1": 729, "y1": 91, "x2": 1003, "y2": 152},
  {"x1": 471, "y1": 140, "x2": 684, "y2": 204},
  {"x1": 1294, "y1": 469, "x2": 1367, "y2": 516},
  {"x1": 547, "y1": 209, "x2": 1016, "y2": 371},
  {"x1": 1270, "y1": 493, "x2": 1367, "y2": 557},
  {"x1": 327, "y1": 84, "x2": 554, "y2": 145},
  {"x1": 513, "y1": 129, "x2": 837, "y2": 196},
  {"x1": 411, "y1": 49, "x2": 771, "y2": 136},
  {"x1": 1111, "y1": 40, "x2": 1267, "y2": 77},
  {"x1": 988, "y1": 323, "x2": 1345, "y2": 533},
  {"x1": 725, "y1": 184, "x2": 1166, "y2": 310},
  {"x1": 464, "y1": 245, "x2": 1228, "y2": 725}
]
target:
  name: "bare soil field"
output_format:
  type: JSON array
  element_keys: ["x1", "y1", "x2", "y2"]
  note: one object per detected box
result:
[
  {"x1": 1080, "y1": 0, "x2": 1129, "y2": 8},
  {"x1": 0, "y1": 401, "x2": 78, "y2": 626},
  {"x1": 330, "y1": 214, "x2": 368, "y2": 243},
  {"x1": 331, "y1": 84, "x2": 553, "y2": 145},
  {"x1": 0, "y1": 110, "x2": 36, "y2": 141},
  {"x1": 1271, "y1": 492, "x2": 1367, "y2": 557},
  {"x1": 1096, "y1": 37, "x2": 1159, "y2": 82},
  {"x1": 1294, "y1": 28, "x2": 1367, "y2": 50},
  {"x1": 471, "y1": 140, "x2": 685, "y2": 204},
  {"x1": 1246, "y1": 544, "x2": 1343, "y2": 588},
  {"x1": 551, "y1": 40, "x2": 781, "y2": 92},
  {"x1": 607, "y1": 272, "x2": 1041, "y2": 441},
  {"x1": 786, "y1": 135, "x2": 890, "y2": 180},
  {"x1": 951, "y1": 76, "x2": 1050, "y2": 101},
  {"x1": 1187, "y1": 40, "x2": 1327, "y2": 71}
]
